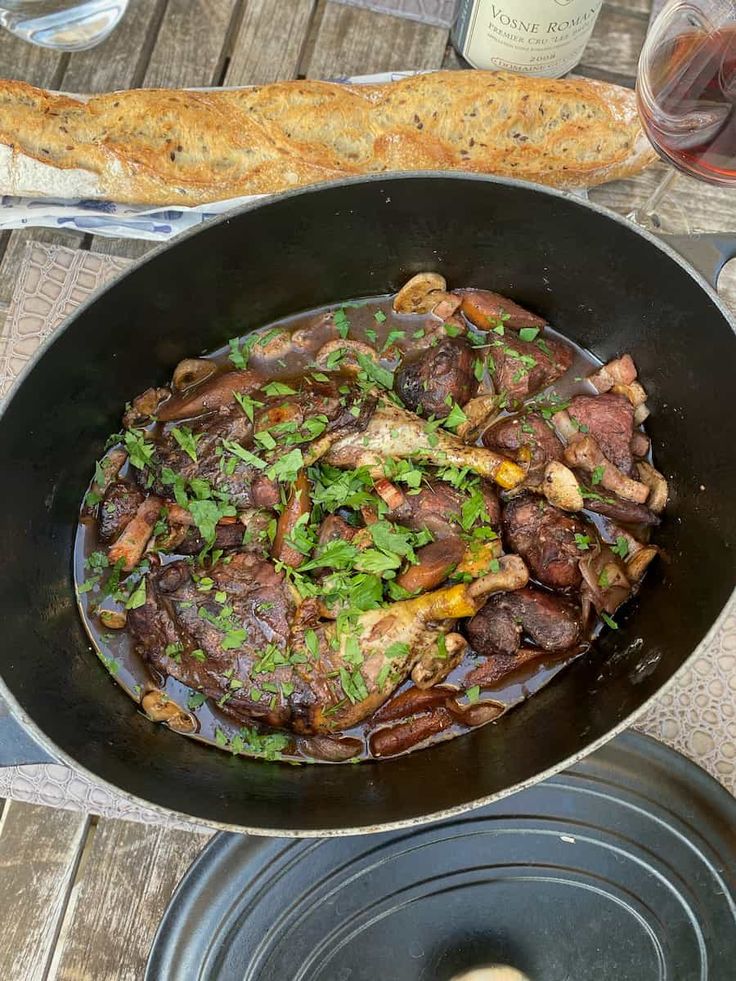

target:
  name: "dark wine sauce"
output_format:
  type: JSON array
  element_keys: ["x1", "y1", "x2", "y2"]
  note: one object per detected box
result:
[{"x1": 74, "y1": 295, "x2": 637, "y2": 763}]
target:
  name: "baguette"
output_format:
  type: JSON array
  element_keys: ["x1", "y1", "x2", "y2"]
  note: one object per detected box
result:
[{"x1": 0, "y1": 71, "x2": 655, "y2": 207}]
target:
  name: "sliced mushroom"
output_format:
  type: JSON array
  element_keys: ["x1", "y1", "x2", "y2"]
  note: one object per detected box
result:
[
  {"x1": 315, "y1": 339, "x2": 379, "y2": 374},
  {"x1": 611, "y1": 380, "x2": 647, "y2": 408},
  {"x1": 588, "y1": 354, "x2": 637, "y2": 393},
  {"x1": 411, "y1": 631, "x2": 468, "y2": 689},
  {"x1": 172, "y1": 358, "x2": 217, "y2": 392},
  {"x1": 122, "y1": 387, "x2": 170, "y2": 428},
  {"x1": 393, "y1": 272, "x2": 447, "y2": 313},
  {"x1": 630, "y1": 431, "x2": 651, "y2": 458},
  {"x1": 542, "y1": 461, "x2": 584, "y2": 511},
  {"x1": 636, "y1": 460, "x2": 668, "y2": 513},
  {"x1": 141, "y1": 690, "x2": 197, "y2": 734},
  {"x1": 634, "y1": 403, "x2": 651, "y2": 425},
  {"x1": 564, "y1": 436, "x2": 649, "y2": 504},
  {"x1": 300, "y1": 734, "x2": 363, "y2": 762},
  {"x1": 250, "y1": 327, "x2": 294, "y2": 360},
  {"x1": 98, "y1": 609, "x2": 127, "y2": 629},
  {"x1": 157, "y1": 369, "x2": 263, "y2": 422},
  {"x1": 456, "y1": 394, "x2": 502, "y2": 442},
  {"x1": 580, "y1": 547, "x2": 631, "y2": 615},
  {"x1": 108, "y1": 495, "x2": 162, "y2": 572},
  {"x1": 447, "y1": 697, "x2": 505, "y2": 727},
  {"x1": 626, "y1": 544, "x2": 659, "y2": 582}
]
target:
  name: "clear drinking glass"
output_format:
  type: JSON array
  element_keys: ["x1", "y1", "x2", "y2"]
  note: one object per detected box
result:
[
  {"x1": 636, "y1": 0, "x2": 736, "y2": 186},
  {"x1": 0, "y1": 0, "x2": 128, "y2": 50}
]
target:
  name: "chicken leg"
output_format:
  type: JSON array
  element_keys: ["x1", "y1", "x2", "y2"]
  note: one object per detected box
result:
[{"x1": 324, "y1": 400, "x2": 525, "y2": 490}]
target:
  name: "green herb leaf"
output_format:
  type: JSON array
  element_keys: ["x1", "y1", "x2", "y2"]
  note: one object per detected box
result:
[
  {"x1": 262, "y1": 381, "x2": 297, "y2": 396},
  {"x1": 125, "y1": 578, "x2": 147, "y2": 610},
  {"x1": 356, "y1": 353, "x2": 394, "y2": 391},
  {"x1": 443, "y1": 402, "x2": 468, "y2": 432},
  {"x1": 518, "y1": 327, "x2": 540, "y2": 342},
  {"x1": 228, "y1": 337, "x2": 246, "y2": 369},
  {"x1": 601, "y1": 612, "x2": 618, "y2": 630},
  {"x1": 233, "y1": 391, "x2": 263, "y2": 421},
  {"x1": 611, "y1": 536, "x2": 630, "y2": 560},
  {"x1": 574, "y1": 533, "x2": 592, "y2": 551},
  {"x1": 591, "y1": 464, "x2": 605, "y2": 486},
  {"x1": 466, "y1": 685, "x2": 480, "y2": 704},
  {"x1": 374, "y1": 309, "x2": 387, "y2": 324},
  {"x1": 124, "y1": 429, "x2": 155, "y2": 470},
  {"x1": 171, "y1": 426, "x2": 201, "y2": 463}
]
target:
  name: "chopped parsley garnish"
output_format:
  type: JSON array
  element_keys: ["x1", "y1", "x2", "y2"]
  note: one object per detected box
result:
[
  {"x1": 355, "y1": 353, "x2": 394, "y2": 391},
  {"x1": 228, "y1": 337, "x2": 247, "y2": 368},
  {"x1": 374, "y1": 309, "x2": 387, "y2": 324},
  {"x1": 187, "y1": 691, "x2": 206, "y2": 710},
  {"x1": 591, "y1": 464, "x2": 605, "y2": 485},
  {"x1": 601, "y1": 612, "x2": 619, "y2": 630},
  {"x1": 333, "y1": 308, "x2": 350, "y2": 338},
  {"x1": 518, "y1": 327, "x2": 540, "y2": 342},
  {"x1": 443, "y1": 402, "x2": 468, "y2": 432},
  {"x1": 171, "y1": 426, "x2": 201, "y2": 463},
  {"x1": 233, "y1": 391, "x2": 263, "y2": 421},
  {"x1": 574, "y1": 534, "x2": 592, "y2": 551},
  {"x1": 612, "y1": 536, "x2": 630, "y2": 559},
  {"x1": 124, "y1": 429, "x2": 155, "y2": 470},
  {"x1": 262, "y1": 381, "x2": 296, "y2": 397},
  {"x1": 466, "y1": 685, "x2": 481, "y2": 704},
  {"x1": 125, "y1": 579, "x2": 146, "y2": 610}
]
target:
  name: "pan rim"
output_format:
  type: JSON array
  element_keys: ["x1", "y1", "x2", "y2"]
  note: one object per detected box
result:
[{"x1": 1, "y1": 170, "x2": 734, "y2": 835}]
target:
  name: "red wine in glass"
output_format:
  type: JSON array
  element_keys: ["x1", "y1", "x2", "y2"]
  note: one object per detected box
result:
[{"x1": 637, "y1": 1, "x2": 736, "y2": 185}]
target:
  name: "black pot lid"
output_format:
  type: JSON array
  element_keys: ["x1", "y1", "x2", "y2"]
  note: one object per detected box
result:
[{"x1": 146, "y1": 732, "x2": 736, "y2": 981}]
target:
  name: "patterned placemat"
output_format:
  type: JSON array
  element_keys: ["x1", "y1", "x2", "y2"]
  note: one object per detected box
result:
[{"x1": 0, "y1": 240, "x2": 734, "y2": 831}]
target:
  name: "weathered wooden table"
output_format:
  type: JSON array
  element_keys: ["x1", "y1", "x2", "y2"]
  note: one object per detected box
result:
[{"x1": 0, "y1": 2, "x2": 734, "y2": 978}]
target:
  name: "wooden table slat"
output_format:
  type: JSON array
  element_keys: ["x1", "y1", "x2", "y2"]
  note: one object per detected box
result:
[
  {"x1": 225, "y1": 0, "x2": 316, "y2": 86},
  {"x1": 142, "y1": 0, "x2": 242, "y2": 89},
  {"x1": 0, "y1": 802, "x2": 89, "y2": 981},
  {"x1": 303, "y1": 1, "x2": 449, "y2": 79},
  {"x1": 47, "y1": 819, "x2": 209, "y2": 981}
]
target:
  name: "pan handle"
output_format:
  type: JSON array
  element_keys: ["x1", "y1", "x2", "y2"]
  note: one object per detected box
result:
[
  {"x1": 656, "y1": 232, "x2": 736, "y2": 290},
  {"x1": 0, "y1": 695, "x2": 56, "y2": 766}
]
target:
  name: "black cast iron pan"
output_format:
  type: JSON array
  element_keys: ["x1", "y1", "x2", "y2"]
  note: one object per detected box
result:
[{"x1": 0, "y1": 174, "x2": 734, "y2": 834}]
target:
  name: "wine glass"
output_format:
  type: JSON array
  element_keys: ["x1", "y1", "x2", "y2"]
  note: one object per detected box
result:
[
  {"x1": 636, "y1": 0, "x2": 736, "y2": 187},
  {"x1": 0, "y1": 0, "x2": 128, "y2": 50}
]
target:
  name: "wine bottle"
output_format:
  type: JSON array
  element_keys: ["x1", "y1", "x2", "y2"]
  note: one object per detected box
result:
[{"x1": 452, "y1": 1, "x2": 604, "y2": 78}]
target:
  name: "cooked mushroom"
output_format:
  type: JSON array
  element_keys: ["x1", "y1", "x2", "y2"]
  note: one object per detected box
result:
[
  {"x1": 447, "y1": 697, "x2": 505, "y2": 727},
  {"x1": 300, "y1": 734, "x2": 363, "y2": 762},
  {"x1": 86, "y1": 448, "x2": 128, "y2": 509},
  {"x1": 458, "y1": 288, "x2": 546, "y2": 330},
  {"x1": 98, "y1": 609, "x2": 127, "y2": 629},
  {"x1": 579, "y1": 547, "x2": 630, "y2": 615},
  {"x1": 588, "y1": 354, "x2": 637, "y2": 393},
  {"x1": 141, "y1": 690, "x2": 197, "y2": 733},
  {"x1": 250, "y1": 326, "x2": 295, "y2": 360},
  {"x1": 157, "y1": 369, "x2": 263, "y2": 422},
  {"x1": 393, "y1": 272, "x2": 447, "y2": 313},
  {"x1": 172, "y1": 358, "x2": 217, "y2": 392},
  {"x1": 456, "y1": 394, "x2": 502, "y2": 442},
  {"x1": 542, "y1": 461, "x2": 584, "y2": 511},
  {"x1": 634, "y1": 403, "x2": 651, "y2": 425},
  {"x1": 315, "y1": 339, "x2": 379, "y2": 374},
  {"x1": 637, "y1": 460, "x2": 668, "y2": 513},
  {"x1": 564, "y1": 436, "x2": 649, "y2": 504},
  {"x1": 373, "y1": 476, "x2": 406, "y2": 511},
  {"x1": 123, "y1": 387, "x2": 170, "y2": 428},
  {"x1": 395, "y1": 336, "x2": 476, "y2": 418},
  {"x1": 411, "y1": 631, "x2": 468, "y2": 688},
  {"x1": 626, "y1": 544, "x2": 659, "y2": 582},
  {"x1": 108, "y1": 495, "x2": 162, "y2": 571}
]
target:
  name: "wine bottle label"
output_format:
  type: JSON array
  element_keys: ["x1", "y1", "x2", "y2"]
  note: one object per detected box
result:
[{"x1": 452, "y1": 1, "x2": 604, "y2": 78}]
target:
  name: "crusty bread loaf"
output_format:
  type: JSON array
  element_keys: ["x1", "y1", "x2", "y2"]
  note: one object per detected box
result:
[{"x1": 0, "y1": 71, "x2": 655, "y2": 207}]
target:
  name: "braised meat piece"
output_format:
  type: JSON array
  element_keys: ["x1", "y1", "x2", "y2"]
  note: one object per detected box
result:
[
  {"x1": 143, "y1": 379, "x2": 374, "y2": 510},
  {"x1": 98, "y1": 481, "x2": 145, "y2": 544},
  {"x1": 488, "y1": 334, "x2": 572, "y2": 403},
  {"x1": 568, "y1": 393, "x2": 634, "y2": 474},
  {"x1": 503, "y1": 494, "x2": 588, "y2": 591},
  {"x1": 174, "y1": 521, "x2": 246, "y2": 555},
  {"x1": 128, "y1": 553, "x2": 309, "y2": 730},
  {"x1": 466, "y1": 586, "x2": 582, "y2": 657},
  {"x1": 483, "y1": 412, "x2": 563, "y2": 482},
  {"x1": 385, "y1": 477, "x2": 500, "y2": 537},
  {"x1": 395, "y1": 336, "x2": 476, "y2": 418}
]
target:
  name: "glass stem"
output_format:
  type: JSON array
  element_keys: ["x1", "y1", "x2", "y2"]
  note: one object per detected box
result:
[{"x1": 627, "y1": 167, "x2": 679, "y2": 231}]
